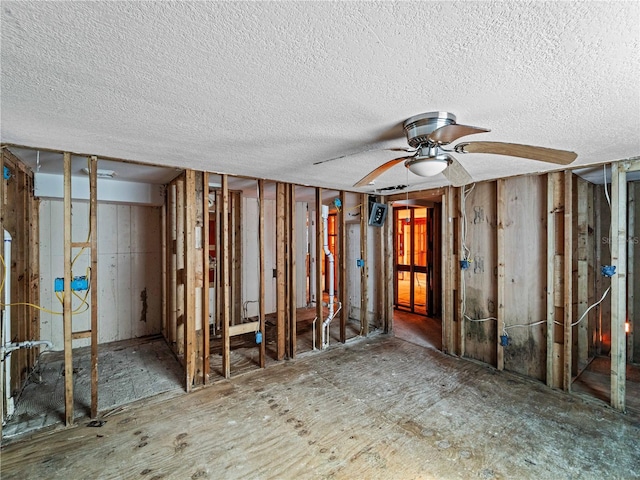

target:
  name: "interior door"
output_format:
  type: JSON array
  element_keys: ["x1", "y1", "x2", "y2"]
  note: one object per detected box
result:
[{"x1": 394, "y1": 207, "x2": 428, "y2": 315}]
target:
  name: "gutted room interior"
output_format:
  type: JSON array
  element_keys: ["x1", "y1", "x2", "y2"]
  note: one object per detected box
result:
[{"x1": 1, "y1": 1, "x2": 639, "y2": 478}]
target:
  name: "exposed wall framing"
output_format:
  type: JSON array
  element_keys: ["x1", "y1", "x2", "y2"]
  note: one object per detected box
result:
[{"x1": 1, "y1": 149, "x2": 40, "y2": 431}]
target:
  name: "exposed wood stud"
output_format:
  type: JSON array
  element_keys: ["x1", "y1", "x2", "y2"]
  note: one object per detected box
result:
[
  {"x1": 89, "y1": 156, "x2": 98, "y2": 418},
  {"x1": 202, "y1": 172, "x2": 210, "y2": 383},
  {"x1": 184, "y1": 170, "x2": 197, "y2": 390},
  {"x1": 383, "y1": 197, "x2": 394, "y2": 334},
  {"x1": 63, "y1": 152, "x2": 73, "y2": 426},
  {"x1": 221, "y1": 175, "x2": 231, "y2": 378},
  {"x1": 276, "y1": 182, "x2": 286, "y2": 360},
  {"x1": 457, "y1": 186, "x2": 466, "y2": 357},
  {"x1": 288, "y1": 184, "x2": 297, "y2": 358},
  {"x1": 627, "y1": 183, "x2": 635, "y2": 363},
  {"x1": 442, "y1": 187, "x2": 453, "y2": 355},
  {"x1": 175, "y1": 178, "x2": 185, "y2": 355},
  {"x1": 610, "y1": 161, "x2": 627, "y2": 411},
  {"x1": 258, "y1": 179, "x2": 266, "y2": 368},
  {"x1": 161, "y1": 194, "x2": 167, "y2": 339},
  {"x1": 563, "y1": 171, "x2": 573, "y2": 392},
  {"x1": 496, "y1": 179, "x2": 506, "y2": 371},
  {"x1": 576, "y1": 178, "x2": 589, "y2": 373},
  {"x1": 339, "y1": 190, "x2": 348, "y2": 342},
  {"x1": 315, "y1": 188, "x2": 323, "y2": 349},
  {"x1": 360, "y1": 194, "x2": 369, "y2": 337}
]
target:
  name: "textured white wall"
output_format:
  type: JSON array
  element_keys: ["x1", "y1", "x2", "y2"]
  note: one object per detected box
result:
[{"x1": 39, "y1": 200, "x2": 162, "y2": 350}]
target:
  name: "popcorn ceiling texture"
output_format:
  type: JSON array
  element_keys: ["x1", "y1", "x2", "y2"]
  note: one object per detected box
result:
[{"x1": 1, "y1": 1, "x2": 639, "y2": 192}]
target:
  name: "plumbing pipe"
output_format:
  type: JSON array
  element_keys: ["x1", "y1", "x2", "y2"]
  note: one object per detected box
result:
[
  {"x1": 320, "y1": 205, "x2": 340, "y2": 349},
  {"x1": 1, "y1": 340, "x2": 53, "y2": 359},
  {"x1": 3, "y1": 230, "x2": 12, "y2": 418}
]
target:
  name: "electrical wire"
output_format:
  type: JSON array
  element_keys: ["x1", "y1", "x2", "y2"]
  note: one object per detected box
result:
[{"x1": 571, "y1": 286, "x2": 610, "y2": 328}]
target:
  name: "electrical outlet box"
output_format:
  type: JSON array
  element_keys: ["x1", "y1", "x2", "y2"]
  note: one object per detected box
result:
[
  {"x1": 357, "y1": 259, "x2": 364, "y2": 268},
  {"x1": 54, "y1": 276, "x2": 89, "y2": 292},
  {"x1": 3, "y1": 166, "x2": 10, "y2": 180},
  {"x1": 71, "y1": 276, "x2": 89, "y2": 291}
]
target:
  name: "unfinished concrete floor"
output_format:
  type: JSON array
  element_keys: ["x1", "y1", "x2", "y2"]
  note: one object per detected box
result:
[
  {"x1": 2, "y1": 335, "x2": 183, "y2": 439},
  {"x1": 2, "y1": 334, "x2": 638, "y2": 479}
]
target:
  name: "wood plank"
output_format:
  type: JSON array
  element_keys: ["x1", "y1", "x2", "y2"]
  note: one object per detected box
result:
[
  {"x1": 610, "y1": 161, "x2": 627, "y2": 411},
  {"x1": 70, "y1": 241, "x2": 91, "y2": 248},
  {"x1": 184, "y1": 170, "x2": 196, "y2": 391},
  {"x1": 232, "y1": 191, "x2": 242, "y2": 326},
  {"x1": 0, "y1": 149, "x2": 3, "y2": 440},
  {"x1": 457, "y1": 187, "x2": 465, "y2": 357},
  {"x1": 175, "y1": 178, "x2": 185, "y2": 356},
  {"x1": 627, "y1": 183, "x2": 635, "y2": 363},
  {"x1": 360, "y1": 194, "x2": 369, "y2": 336},
  {"x1": 258, "y1": 180, "x2": 266, "y2": 368},
  {"x1": 63, "y1": 152, "x2": 73, "y2": 425},
  {"x1": 626, "y1": 159, "x2": 640, "y2": 172},
  {"x1": 229, "y1": 321, "x2": 260, "y2": 337},
  {"x1": 168, "y1": 183, "x2": 177, "y2": 346},
  {"x1": 276, "y1": 183, "x2": 286, "y2": 360},
  {"x1": 315, "y1": 189, "x2": 323, "y2": 349},
  {"x1": 594, "y1": 187, "x2": 603, "y2": 356},
  {"x1": 288, "y1": 184, "x2": 297, "y2": 358},
  {"x1": 546, "y1": 173, "x2": 557, "y2": 388},
  {"x1": 576, "y1": 178, "x2": 589, "y2": 373},
  {"x1": 383, "y1": 197, "x2": 394, "y2": 334},
  {"x1": 339, "y1": 191, "x2": 348, "y2": 342},
  {"x1": 161, "y1": 195, "x2": 167, "y2": 339},
  {"x1": 442, "y1": 187, "x2": 453, "y2": 355},
  {"x1": 496, "y1": 179, "x2": 505, "y2": 371},
  {"x1": 89, "y1": 156, "x2": 98, "y2": 418},
  {"x1": 221, "y1": 175, "x2": 231, "y2": 378},
  {"x1": 202, "y1": 172, "x2": 210, "y2": 383},
  {"x1": 563, "y1": 171, "x2": 573, "y2": 391},
  {"x1": 72, "y1": 330, "x2": 92, "y2": 340}
]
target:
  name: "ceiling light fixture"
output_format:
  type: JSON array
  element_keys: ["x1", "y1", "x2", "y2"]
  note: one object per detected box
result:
[
  {"x1": 82, "y1": 167, "x2": 116, "y2": 179},
  {"x1": 405, "y1": 154, "x2": 449, "y2": 177}
]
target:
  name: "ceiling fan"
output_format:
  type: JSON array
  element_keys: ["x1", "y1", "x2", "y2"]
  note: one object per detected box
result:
[{"x1": 318, "y1": 112, "x2": 578, "y2": 188}]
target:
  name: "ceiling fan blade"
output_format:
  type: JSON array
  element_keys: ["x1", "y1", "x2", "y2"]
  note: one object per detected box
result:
[
  {"x1": 353, "y1": 156, "x2": 411, "y2": 188},
  {"x1": 428, "y1": 124, "x2": 490, "y2": 145},
  {"x1": 456, "y1": 141, "x2": 577, "y2": 165},
  {"x1": 313, "y1": 147, "x2": 414, "y2": 166},
  {"x1": 442, "y1": 156, "x2": 473, "y2": 187}
]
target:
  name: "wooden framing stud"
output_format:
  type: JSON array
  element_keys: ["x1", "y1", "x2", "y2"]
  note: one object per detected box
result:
[
  {"x1": 496, "y1": 179, "x2": 506, "y2": 371},
  {"x1": 63, "y1": 152, "x2": 73, "y2": 426}
]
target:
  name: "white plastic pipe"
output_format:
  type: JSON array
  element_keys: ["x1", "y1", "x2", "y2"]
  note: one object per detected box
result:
[
  {"x1": 3, "y1": 230, "x2": 13, "y2": 418},
  {"x1": 321, "y1": 205, "x2": 339, "y2": 349}
]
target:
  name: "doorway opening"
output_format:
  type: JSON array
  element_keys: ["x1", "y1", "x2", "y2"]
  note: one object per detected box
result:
[{"x1": 392, "y1": 200, "x2": 442, "y2": 350}]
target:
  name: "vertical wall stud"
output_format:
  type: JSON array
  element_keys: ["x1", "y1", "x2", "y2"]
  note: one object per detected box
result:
[
  {"x1": 276, "y1": 183, "x2": 286, "y2": 360},
  {"x1": 221, "y1": 175, "x2": 231, "y2": 378},
  {"x1": 563, "y1": 172, "x2": 573, "y2": 391},
  {"x1": 315, "y1": 188, "x2": 323, "y2": 349},
  {"x1": 496, "y1": 179, "x2": 506, "y2": 371},
  {"x1": 202, "y1": 172, "x2": 210, "y2": 383},
  {"x1": 610, "y1": 161, "x2": 627, "y2": 411},
  {"x1": 63, "y1": 152, "x2": 73, "y2": 426},
  {"x1": 258, "y1": 180, "x2": 266, "y2": 367},
  {"x1": 339, "y1": 191, "x2": 348, "y2": 342},
  {"x1": 360, "y1": 194, "x2": 369, "y2": 336},
  {"x1": 89, "y1": 156, "x2": 98, "y2": 418}
]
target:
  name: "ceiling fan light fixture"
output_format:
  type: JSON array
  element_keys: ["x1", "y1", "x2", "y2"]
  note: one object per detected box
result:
[{"x1": 405, "y1": 155, "x2": 449, "y2": 177}]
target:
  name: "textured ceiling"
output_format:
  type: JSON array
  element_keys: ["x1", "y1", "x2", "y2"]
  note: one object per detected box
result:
[{"x1": 1, "y1": 1, "x2": 639, "y2": 194}]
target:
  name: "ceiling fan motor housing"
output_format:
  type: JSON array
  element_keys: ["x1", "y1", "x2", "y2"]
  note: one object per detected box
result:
[{"x1": 403, "y1": 111, "x2": 456, "y2": 148}]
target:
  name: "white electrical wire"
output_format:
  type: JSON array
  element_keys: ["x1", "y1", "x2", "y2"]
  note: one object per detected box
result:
[{"x1": 571, "y1": 286, "x2": 611, "y2": 328}]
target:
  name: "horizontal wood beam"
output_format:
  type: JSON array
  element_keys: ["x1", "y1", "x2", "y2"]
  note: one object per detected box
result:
[
  {"x1": 229, "y1": 321, "x2": 260, "y2": 337},
  {"x1": 72, "y1": 330, "x2": 92, "y2": 340}
]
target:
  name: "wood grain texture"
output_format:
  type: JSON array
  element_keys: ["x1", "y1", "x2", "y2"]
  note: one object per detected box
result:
[{"x1": 2, "y1": 335, "x2": 638, "y2": 480}]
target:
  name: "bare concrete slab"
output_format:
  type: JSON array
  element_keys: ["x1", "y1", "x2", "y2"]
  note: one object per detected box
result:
[{"x1": 2, "y1": 334, "x2": 638, "y2": 479}]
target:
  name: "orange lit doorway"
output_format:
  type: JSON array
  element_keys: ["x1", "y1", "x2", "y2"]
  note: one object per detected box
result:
[{"x1": 394, "y1": 205, "x2": 438, "y2": 316}]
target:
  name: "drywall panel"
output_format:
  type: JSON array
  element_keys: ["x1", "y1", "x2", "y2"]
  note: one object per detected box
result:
[
  {"x1": 461, "y1": 182, "x2": 497, "y2": 366},
  {"x1": 502, "y1": 176, "x2": 547, "y2": 381},
  {"x1": 39, "y1": 200, "x2": 162, "y2": 350}
]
